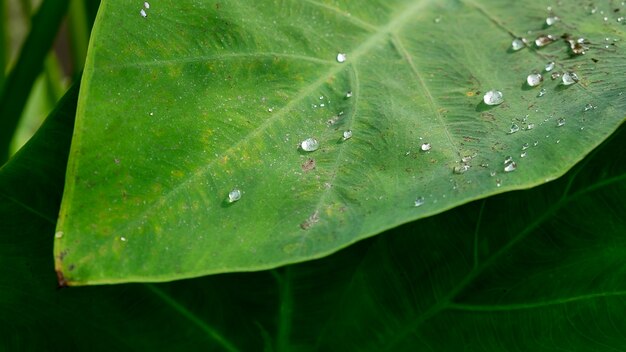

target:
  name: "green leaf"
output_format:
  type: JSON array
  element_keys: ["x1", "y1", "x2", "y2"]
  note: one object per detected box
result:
[
  {"x1": 2, "y1": 83, "x2": 626, "y2": 350},
  {"x1": 56, "y1": 0, "x2": 626, "y2": 284}
]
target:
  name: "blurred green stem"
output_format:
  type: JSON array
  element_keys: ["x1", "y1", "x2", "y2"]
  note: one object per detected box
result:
[
  {"x1": 68, "y1": 0, "x2": 88, "y2": 76},
  {"x1": 0, "y1": 0, "x2": 69, "y2": 164}
]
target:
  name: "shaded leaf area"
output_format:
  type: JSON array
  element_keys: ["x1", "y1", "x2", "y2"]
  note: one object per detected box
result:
[
  {"x1": 2, "y1": 83, "x2": 626, "y2": 350},
  {"x1": 56, "y1": 0, "x2": 626, "y2": 283}
]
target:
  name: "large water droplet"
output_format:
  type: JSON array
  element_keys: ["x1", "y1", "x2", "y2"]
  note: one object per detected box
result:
[
  {"x1": 414, "y1": 196, "x2": 425, "y2": 207},
  {"x1": 144, "y1": 1, "x2": 150, "y2": 9},
  {"x1": 545, "y1": 61, "x2": 555, "y2": 72},
  {"x1": 140, "y1": 8, "x2": 147, "y2": 17},
  {"x1": 300, "y1": 138, "x2": 319, "y2": 151},
  {"x1": 483, "y1": 90, "x2": 504, "y2": 105},
  {"x1": 336, "y1": 53, "x2": 347, "y2": 63},
  {"x1": 562, "y1": 72, "x2": 579, "y2": 85},
  {"x1": 342, "y1": 130, "x2": 352, "y2": 140},
  {"x1": 508, "y1": 124, "x2": 520, "y2": 134},
  {"x1": 504, "y1": 161, "x2": 517, "y2": 172},
  {"x1": 527, "y1": 73, "x2": 543, "y2": 87},
  {"x1": 511, "y1": 38, "x2": 526, "y2": 51},
  {"x1": 228, "y1": 189, "x2": 242, "y2": 203},
  {"x1": 420, "y1": 143, "x2": 432, "y2": 151},
  {"x1": 535, "y1": 34, "x2": 556, "y2": 47}
]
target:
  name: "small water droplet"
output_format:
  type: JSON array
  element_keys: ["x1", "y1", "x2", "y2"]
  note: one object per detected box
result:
[
  {"x1": 511, "y1": 38, "x2": 526, "y2": 51},
  {"x1": 483, "y1": 90, "x2": 504, "y2": 105},
  {"x1": 420, "y1": 142, "x2": 432, "y2": 151},
  {"x1": 533, "y1": 141, "x2": 539, "y2": 146},
  {"x1": 504, "y1": 161, "x2": 517, "y2": 172},
  {"x1": 603, "y1": 16, "x2": 609, "y2": 21},
  {"x1": 342, "y1": 130, "x2": 352, "y2": 140},
  {"x1": 120, "y1": 237, "x2": 127, "y2": 242},
  {"x1": 144, "y1": 1, "x2": 150, "y2": 9},
  {"x1": 55, "y1": 231, "x2": 64, "y2": 239},
  {"x1": 583, "y1": 103, "x2": 595, "y2": 111},
  {"x1": 526, "y1": 123, "x2": 535, "y2": 130},
  {"x1": 503, "y1": 156, "x2": 513, "y2": 164},
  {"x1": 300, "y1": 138, "x2": 320, "y2": 152},
  {"x1": 346, "y1": 91, "x2": 353, "y2": 98},
  {"x1": 520, "y1": 151, "x2": 527, "y2": 158},
  {"x1": 522, "y1": 142, "x2": 530, "y2": 150},
  {"x1": 556, "y1": 139, "x2": 560, "y2": 144},
  {"x1": 508, "y1": 124, "x2": 520, "y2": 134},
  {"x1": 557, "y1": 118, "x2": 566, "y2": 127},
  {"x1": 140, "y1": 8, "x2": 147, "y2": 18},
  {"x1": 550, "y1": 72, "x2": 561, "y2": 80},
  {"x1": 618, "y1": 17, "x2": 625, "y2": 23},
  {"x1": 545, "y1": 61, "x2": 555, "y2": 72},
  {"x1": 490, "y1": 171, "x2": 497, "y2": 177},
  {"x1": 535, "y1": 34, "x2": 556, "y2": 47},
  {"x1": 434, "y1": 16, "x2": 442, "y2": 23},
  {"x1": 268, "y1": 107, "x2": 274, "y2": 112},
  {"x1": 562, "y1": 72, "x2": 579, "y2": 85},
  {"x1": 461, "y1": 155, "x2": 475, "y2": 163},
  {"x1": 336, "y1": 53, "x2": 347, "y2": 63},
  {"x1": 414, "y1": 196, "x2": 425, "y2": 207},
  {"x1": 546, "y1": 16, "x2": 559, "y2": 26},
  {"x1": 227, "y1": 189, "x2": 242, "y2": 203},
  {"x1": 537, "y1": 88, "x2": 546, "y2": 97},
  {"x1": 496, "y1": 179, "x2": 502, "y2": 187},
  {"x1": 453, "y1": 165, "x2": 470, "y2": 174},
  {"x1": 526, "y1": 73, "x2": 543, "y2": 87}
]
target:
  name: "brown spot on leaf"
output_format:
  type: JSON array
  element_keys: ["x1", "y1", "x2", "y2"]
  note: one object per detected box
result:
[
  {"x1": 301, "y1": 159, "x2": 316, "y2": 172},
  {"x1": 56, "y1": 270, "x2": 68, "y2": 288},
  {"x1": 300, "y1": 211, "x2": 320, "y2": 230}
]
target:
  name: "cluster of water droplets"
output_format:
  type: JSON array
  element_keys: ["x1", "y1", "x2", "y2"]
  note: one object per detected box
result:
[{"x1": 140, "y1": 2, "x2": 150, "y2": 18}]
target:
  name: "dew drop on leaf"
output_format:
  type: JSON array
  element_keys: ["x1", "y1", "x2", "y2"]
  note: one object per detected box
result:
[
  {"x1": 420, "y1": 143, "x2": 431, "y2": 151},
  {"x1": 562, "y1": 72, "x2": 579, "y2": 85},
  {"x1": 483, "y1": 90, "x2": 504, "y2": 105},
  {"x1": 300, "y1": 138, "x2": 319, "y2": 152},
  {"x1": 336, "y1": 53, "x2": 347, "y2": 63},
  {"x1": 227, "y1": 189, "x2": 242, "y2": 203},
  {"x1": 526, "y1": 73, "x2": 543, "y2": 87},
  {"x1": 511, "y1": 38, "x2": 526, "y2": 51},
  {"x1": 414, "y1": 196, "x2": 425, "y2": 207},
  {"x1": 342, "y1": 130, "x2": 352, "y2": 141},
  {"x1": 504, "y1": 161, "x2": 517, "y2": 172},
  {"x1": 545, "y1": 61, "x2": 555, "y2": 72}
]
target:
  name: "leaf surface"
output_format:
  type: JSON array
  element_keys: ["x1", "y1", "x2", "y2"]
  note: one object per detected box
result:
[
  {"x1": 2, "y1": 85, "x2": 626, "y2": 350},
  {"x1": 56, "y1": 0, "x2": 626, "y2": 284}
]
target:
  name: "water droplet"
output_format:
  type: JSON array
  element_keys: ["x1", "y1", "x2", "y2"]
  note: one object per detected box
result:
[
  {"x1": 420, "y1": 143, "x2": 432, "y2": 151},
  {"x1": 434, "y1": 16, "x2": 442, "y2": 23},
  {"x1": 414, "y1": 196, "x2": 425, "y2": 207},
  {"x1": 483, "y1": 90, "x2": 504, "y2": 105},
  {"x1": 496, "y1": 179, "x2": 502, "y2": 187},
  {"x1": 526, "y1": 73, "x2": 543, "y2": 87},
  {"x1": 503, "y1": 156, "x2": 513, "y2": 164},
  {"x1": 268, "y1": 107, "x2": 273, "y2": 112},
  {"x1": 461, "y1": 155, "x2": 475, "y2": 163},
  {"x1": 545, "y1": 61, "x2": 555, "y2": 72},
  {"x1": 120, "y1": 237, "x2": 127, "y2": 242},
  {"x1": 453, "y1": 165, "x2": 470, "y2": 174},
  {"x1": 336, "y1": 53, "x2": 347, "y2": 63},
  {"x1": 537, "y1": 88, "x2": 546, "y2": 97},
  {"x1": 546, "y1": 16, "x2": 559, "y2": 26},
  {"x1": 55, "y1": 231, "x2": 64, "y2": 239},
  {"x1": 508, "y1": 124, "x2": 520, "y2": 134},
  {"x1": 522, "y1": 142, "x2": 530, "y2": 150},
  {"x1": 556, "y1": 139, "x2": 560, "y2": 144},
  {"x1": 567, "y1": 37, "x2": 588, "y2": 55},
  {"x1": 562, "y1": 72, "x2": 579, "y2": 85},
  {"x1": 490, "y1": 171, "x2": 497, "y2": 177},
  {"x1": 504, "y1": 161, "x2": 517, "y2": 172},
  {"x1": 583, "y1": 103, "x2": 595, "y2": 111},
  {"x1": 228, "y1": 189, "x2": 242, "y2": 203},
  {"x1": 511, "y1": 38, "x2": 526, "y2": 51},
  {"x1": 140, "y1": 8, "x2": 147, "y2": 18},
  {"x1": 520, "y1": 151, "x2": 527, "y2": 158},
  {"x1": 144, "y1": 1, "x2": 150, "y2": 9},
  {"x1": 342, "y1": 130, "x2": 352, "y2": 140},
  {"x1": 526, "y1": 123, "x2": 535, "y2": 130},
  {"x1": 618, "y1": 17, "x2": 625, "y2": 23},
  {"x1": 535, "y1": 34, "x2": 556, "y2": 47},
  {"x1": 557, "y1": 118, "x2": 566, "y2": 127},
  {"x1": 550, "y1": 72, "x2": 561, "y2": 80},
  {"x1": 590, "y1": 6, "x2": 597, "y2": 14},
  {"x1": 300, "y1": 138, "x2": 319, "y2": 152},
  {"x1": 346, "y1": 91, "x2": 353, "y2": 98},
  {"x1": 533, "y1": 141, "x2": 539, "y2": 146}
]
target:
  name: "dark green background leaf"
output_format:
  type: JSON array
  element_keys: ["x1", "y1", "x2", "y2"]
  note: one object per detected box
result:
[
  {"x1": 56, "y1": 0, "x2": 626, "y2": 284},
  {"x1": 2, "y1": 78, "x2": 626, "y2": 350}
]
